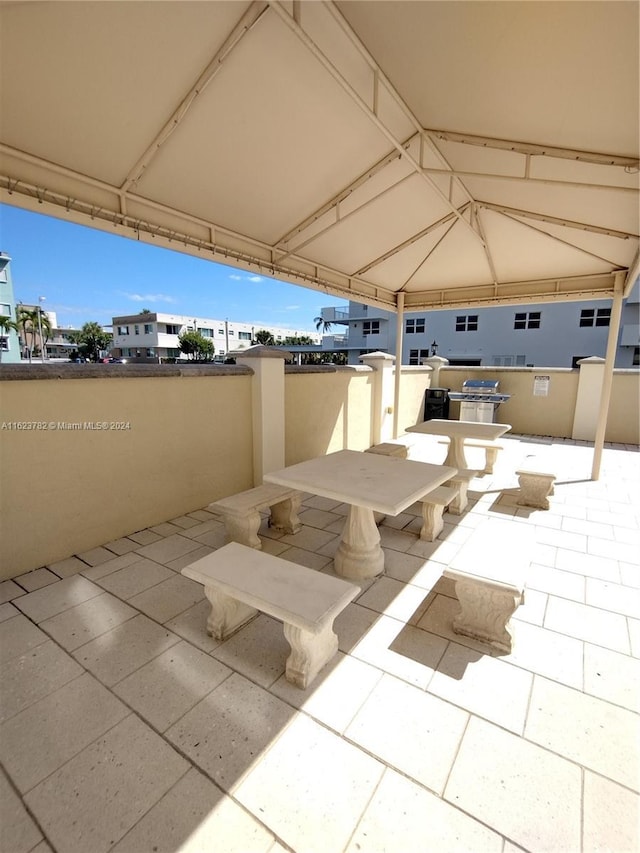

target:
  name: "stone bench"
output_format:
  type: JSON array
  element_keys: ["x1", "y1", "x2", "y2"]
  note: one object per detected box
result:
[
  {"x1": 366, "y1": 442, "x2": 409, "y2": 459},
  {"x1": 208, "y1": 483, "x2": 301, "y2": 550},
  {"x1": 515, "y1": 467, "x2": 556, "y2": 510},
  {"x1": 443, "y1": 520, "x2": 531, "y2": 653},
  {"x1": 182, "y1": 542, "x2": 359, "y2": 688},
  {"x1": 419, "y1": 485, "x2": 459, "y2": 541},
  {"x1": 438, "y1": 438, "x2": 504, "y2": 473}
]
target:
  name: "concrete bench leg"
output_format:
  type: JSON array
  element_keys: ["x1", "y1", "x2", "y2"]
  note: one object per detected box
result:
[
  {"x1": 223, "y1": 510, "x2": 262, "y2": 549},
  {"x1": 270, "y1": 494, "x2": 302, "y2": 534},
  {"x1": 484, "y1": 447, "x2": 499, "y2": 474},
  {"x1": 451, "y1": 578, "x2": 522, "y2": 653},
  {"x1": 283, "y1": 621, "x2": 339, "y2": 689},
  {"x1": 204, "y1": 587, "x2": 258, "y2": 640},
  {"x1": 420, "y1": 502, "x2": 445, "y2": 541},
  {"x1": 517, "y1": 472, "x2": 555, "y2": 510},
  {"x1": 447, "y1": 480, "x2": 467, "y2": 515}
]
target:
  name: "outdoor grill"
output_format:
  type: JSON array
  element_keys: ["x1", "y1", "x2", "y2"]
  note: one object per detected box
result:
[{"x1": 447, "y1": 379, "x2": 511, "y2": 423}]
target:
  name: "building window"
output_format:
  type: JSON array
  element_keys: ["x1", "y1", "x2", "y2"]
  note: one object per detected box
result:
[
  {"x1": 0, "y1": 336, "x2": 8, "y2": 351},
  {"x1": 117, "y1": 326, "x2": 129, "y2": 335},
  {"x1": 144, "y1": 324, "x2": 153, "y2": 334},
  {"x1": 455, "y1": 315, "x2": 478, "y2": 332},
  {"x1": 0, "y1": 303, "x2": 10, "y2": 314},
  {"x1": 197, "y1": 328, "x2": 214, "y2": 338},
  {"x1": 514, "y1": 311, "x2": 541, "y2": 330},
  {"x1": 218, "y1": 329, "x2": 224, "y2": 335},
  {"x1": 228, "y1": 330, "x2": 234, "y2": 336},
  {"x1": 238, "y1": 331, "x2": 252, "y2": 340},
  {"x1": 579, "y1": 308, "x2": 611, "y2": 327},
  {"x1": 363, "y1": 321, "x2": 380, "y2": 336},
  {"x1": 405, "y1": 318, "x2": 425, "y2": 334},
  {"x1": 134, "y1": 325, "x2": 140, "y2": 335},
  {"x1": 165, "y1": 324, "x2": 180, "y2": 335},
  {"x1": 409, "y1": 349, "x2": 430, "y2": 365},
  {"x1": 633, "y1": 347, "x2": 639, "y2": 366}
]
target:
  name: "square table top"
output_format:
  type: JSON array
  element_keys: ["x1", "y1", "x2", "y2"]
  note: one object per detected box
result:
[
  {"x1": 264, "y1": 449, "x2": 457, "y2": 515},
  {"x1": 406, "y1": 419, "x2": 511, "y2": 441}
]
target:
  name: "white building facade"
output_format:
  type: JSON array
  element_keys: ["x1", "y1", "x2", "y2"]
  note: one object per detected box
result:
[{"x1": 111, "y1": 312, "x2": 321, "y2": 361}]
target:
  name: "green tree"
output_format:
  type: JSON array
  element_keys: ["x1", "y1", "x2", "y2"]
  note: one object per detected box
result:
[
  {"x1": 75, "y1": 322, "x2": 112, "y2": 362},
  {"x1": 0, "y1": 315, "x2": 18, "y2": 363},
  {"x1": 17, "y1": 307, "x2": 52, "y2": 360},
  {"x1": 177, "y1": 330, "x2": 214, "y2": 361},
  {"x1": 314, "y1": 316, "x2": 333, "y2": 333},
  {"x1": 253, "y1": 329, "x2": 276, "y2": 345}
]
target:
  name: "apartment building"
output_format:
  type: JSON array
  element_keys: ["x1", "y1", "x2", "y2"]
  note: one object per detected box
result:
[
  {"x1": 0, "y1": 252, "x2": 20, "y2": 363},
  {"x1": 111, "y1": 312, "x2": 321, "y2": 361},
  {"x1": 321, "y1": 283, "x2": 640, "y2": 368}
]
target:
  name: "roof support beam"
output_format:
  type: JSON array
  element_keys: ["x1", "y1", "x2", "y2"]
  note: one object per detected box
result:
[
  {"x1": 419, "y1": 167, "x2": 638, "y2": 195},
  {"x1": 478, "y1": 202, "x2": 638, "y2": 240}
]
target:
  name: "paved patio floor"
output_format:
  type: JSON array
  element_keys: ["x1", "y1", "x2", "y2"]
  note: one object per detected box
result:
[{"x1": 1, "y1": 435, "x2": 638, "y2": 853}]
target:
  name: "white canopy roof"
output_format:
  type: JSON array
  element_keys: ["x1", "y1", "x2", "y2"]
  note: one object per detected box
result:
[{"x1": 1, "y1": 1, "x2": 638, "y2": 310}]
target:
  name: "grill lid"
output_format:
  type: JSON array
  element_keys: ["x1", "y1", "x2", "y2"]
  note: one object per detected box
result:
[{"x1": 461, "y1": 379, "x2": 500, "y2": 392}]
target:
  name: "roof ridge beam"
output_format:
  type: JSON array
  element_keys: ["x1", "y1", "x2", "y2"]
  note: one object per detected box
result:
[{"x1": 478, "y1": 202, "x2": 639, "y2": 240}]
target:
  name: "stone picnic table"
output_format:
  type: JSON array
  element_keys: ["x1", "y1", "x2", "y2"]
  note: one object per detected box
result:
[{"x1": 406, "y1": 419, "x2": 511, "y2": 470}]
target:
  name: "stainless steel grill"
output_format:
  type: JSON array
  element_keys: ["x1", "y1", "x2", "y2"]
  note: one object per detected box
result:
[{"x1": 447, "y1": 379, "x2": 511, "y2": 423}]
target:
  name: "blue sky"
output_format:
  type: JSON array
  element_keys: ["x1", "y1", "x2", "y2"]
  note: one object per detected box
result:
[{"x1": 0, "y1": 204, "x2": 347, "y2": 331}]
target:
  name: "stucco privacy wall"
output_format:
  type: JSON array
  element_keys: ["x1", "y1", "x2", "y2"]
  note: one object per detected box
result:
[
  {"x1": 284, "y1": 367, "x2": 374, "y2": 464},
  {"x1": 608, "y1": 372, "x2": 640, "y2": 445},
  {"x1": 0, "y1": 367, "x2": 253, "y2": 579},
  {"x1": 396, "y1": 367, "x2": 434, "y2": 432}
]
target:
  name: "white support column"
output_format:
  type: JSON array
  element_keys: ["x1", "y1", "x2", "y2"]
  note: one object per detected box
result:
[
  {"x1": 236, "y1": 345, "x2": 290, "y2": 484},
  {"x1": 393, "y1": 292, "x2": 405, "y2": 439},
  {"x1": 572, "y1": 356, "x2": 607, "y2": 442},
  {"x1": 359, "y1": 351, "x2": 396, "y2": 444}
]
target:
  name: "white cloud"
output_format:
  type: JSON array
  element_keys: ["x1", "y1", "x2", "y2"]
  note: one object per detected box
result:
[
  {"x1": 228, "y1": 273, "x2": 263, "y2": 283},
  {"x1": 248, "y1": 275, "x2": 263, "y2": 283},
  {"x1": 123, "y1": 293, "x2": 177, "y2": 304}
]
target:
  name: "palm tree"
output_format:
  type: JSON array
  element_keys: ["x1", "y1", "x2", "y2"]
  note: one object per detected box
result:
[
  {"x1": 0, "y1": 315, "x2": 18, "y2": 363},
  {"x1": 314, "y1": 315, "x2": 334, "y2": 333},
  {"x1": 17, "y1": 307, "x2": 52, "y2": 360},
  {"x1": 253, "y1": 329, "x2": 276, "y2": 345}
]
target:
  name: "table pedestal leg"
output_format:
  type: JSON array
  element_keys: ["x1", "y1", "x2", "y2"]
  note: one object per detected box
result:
[
  {"x1": 443, "y1": 437, "x2": 467, "y2": 470},
  {"x1": 335, "y1": 505, "x2": 384, "y2": 580}
]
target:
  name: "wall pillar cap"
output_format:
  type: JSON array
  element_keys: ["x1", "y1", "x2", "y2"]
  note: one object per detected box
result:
[
  {"x1": 576, "y1": 356, "x2": 605, "y2": 366},
  {"x1": 234, "y1": 345, "x2": 292, "y2": 361},
  {"x1": 422, "y1": 356, "x2": 448, "y2": 368},
  {"x1": 359, "y1": 351, "x2": 395, "y2": 364}
]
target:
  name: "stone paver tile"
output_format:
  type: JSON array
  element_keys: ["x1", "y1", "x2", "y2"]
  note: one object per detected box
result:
[
  {"x1": 301, "y1": 495, "x2": 343, "y2": 512},
  {"x1": 620, "y1": 561, "x2": 640, "y2": 588},
  {"x1": 356, "y1": 577, "x2": 432, "y2": 625},
  {"x1": 148, "y1": 521, "x2": 186, "y2": 537},
  {"x1": 586, "y1": 577, "x2": 640, "y2": 618},
  {"x1": 187, "y1": 508, "x2": 218, "y2": 522},
  {"x1": 505, "y1": 619, "x2": 585, "y2": 689},
  {"x1": 127, "y1": 573, "x2": 204, "y2": 623},
  {"x1": 76, "y1": 546, "x2": 116, "y2": 566},
  {"x1": 80, "y1": 551, "x2": 141, "y2": 581},
  {"x1": 46, "y1": 556, "x2": 87, "y2": 578},
  {"x1": 445, "y1": 716, "x2": 581, "y2": 852},
  {"x1": 584, "y1": 643, "x2": 640, "y2": 712},
  {"x1": 164, "y1": 599, "x2": 220, "y2": 653},
  {"x1": 168, "y1": 514, "x2": 202, "y2": 529},
  {"x1": 536, "y1": 528, "x2": 587, "y2": 552},
  {"x1": 0, "y1": 580, "x2": 25, "y2": 604},
  {"x1": 211, "y1": 614, "x2": 290, "y2": 688},
  {"x1": 380, "y1": 510, "x2": 415, "y2": 531},
  {"x1": 0, "y1": 642, "x2": 83, "y2": 724},
  {"x1": 0, "y1": 672, "x2": 129, "y2": 793},
  {"x1": 512, "y1": 587, "x2": 547, "y2": 626},
  {"x1": 562, "y1": 516, "x2": 614, "y2": 539},
  {"x1": 96, "y1": 558, "x2": 174, "y2": 599},
  {"x1": 583, "y1": 770, "x2": 639, "y2": 853},
  {"x1": 72, "y1": 614, "x2": 180, "y2": 687},
  {"x1": 13, "y1": 575, "x2": 103, "y2": 623},
  {"x1": 0, "y1": 767, "x2": 43, "y2": 853},
  {"x1": 165, "y1": 544, "x2": 214, "y2": 572},
  {"x1": 259, "y1": 538, "x2": 292, "y2": 557},
  {"x1": 277, "y1": 546, "x2": 331, "y2": 570},
  {"x1": 345, "y1": 673, "x2": 468, "y2": 794},
  {"x1": 544, "y1": 596, "x2": 630, "y2": 653},
  {"x1": 381, "y1": 550, "x2": 429, "y2": 584},
  {"x1": 279, "y1": 525, "x2": 337, "y2": 552},
  {"x1": 428, "y1": 642, "x2": 533, "y2": 734},
  {"x1": 525, "y1": 676, "x2": 640, "y2": 791},
  {"x1": 113, "y1": 640, "x2": 231, "y2": 732},
  {"x1": 270, "y1": 653, "x2": 383, "y2": 734},
  {"x1": 628, "y1": 617, "x2": 640, "y2": 658},
  {"x1": 0, "y1": 602, "x2": 19, "y2": 623},
  {"x1": 165, "y1": 672, "x2": 295, "y2": 792},
  {"x1": 135, "y1": 533, "x2": 204, "y2": 564},
  {"x1": 103, "y1": 537, "x2": 140, "y2": 555},
  {"x1": 526, "y1": 562, "x2": 585, "y2": 602},
  {"x1": 111, "y1": 767, "x2": 276, "y2": 853},
  {"x1": 0, "y1": 614, "x2": 48, "y2": 663},
  {"x1": 39, "y1": 592, "x2": 137, "y2": 651},
  {"x1": 127, "y1": 528, "x2": 164, "y2": 545},
  {"x1": 191, "y1": 527, "x2": 228, "y2": 550},
  {"x1": 407, "y1": 537, "x2": 461, "y2": 565},
  {"x1": 180, "y1": 519, "x2": 225, "y2": 540},
  {"x1": 298, "y1": 507, "x2": 343, "y2": 529},
  {"x1": 588, "y1": 536, "x2": 639, "y2": 565},
  {"x1": 554, "y1": 549, "x2": 621, "y2": 582},
  {"x1": 24, "y1": 715, "x2": 189, "y2": 853},
  {"x1": 14, "y1": 568, "x2": 59, "y2": 593},
  {"x1": 333, "y1": 602, "x2": 380, "y2": 653},
  {"x1": 350, "y1": 613, "x2": 447, "y2": 689},
  {"x1": 235, "y1": 713, "x2": 384, "y2": 853},
  {"x1": 347, "y1": 767, "x2": 503, "y2": 853},
  {"x1": 378, "y1": 526, "x2": 417, "y2": 554}
]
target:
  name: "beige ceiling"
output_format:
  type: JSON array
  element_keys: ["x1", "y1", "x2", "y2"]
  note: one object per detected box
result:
[{"x1": 1, "y1": 1, "x2": 638, "y2": 312}]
